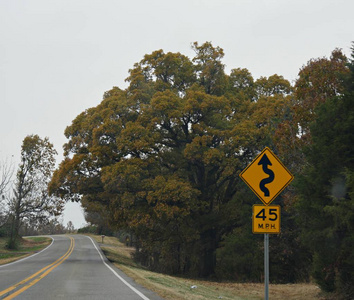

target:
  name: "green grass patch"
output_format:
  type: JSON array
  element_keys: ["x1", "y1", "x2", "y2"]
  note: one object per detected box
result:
[
  {"x1": 0, "y1": 253, "x2": 25, "y2": 259},
  {"x1": 0, "y1": 236, "x2": 52, "y2": 265},
  {"x1": 102, "y1": 246, "x2": 138, "y2": 268},
  {"x1": 25, "y1": 236, "x2": 49, "y2": 243}
]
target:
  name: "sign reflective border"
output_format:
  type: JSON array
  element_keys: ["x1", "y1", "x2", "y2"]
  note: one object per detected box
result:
[{"x1": 252, "y1": 205, "x2": 281, "y2": 234}]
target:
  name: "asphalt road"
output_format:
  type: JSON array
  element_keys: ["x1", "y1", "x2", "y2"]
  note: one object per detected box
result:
[{"x1": 0, "y1": 235, "x2": 163, "y2": 300}]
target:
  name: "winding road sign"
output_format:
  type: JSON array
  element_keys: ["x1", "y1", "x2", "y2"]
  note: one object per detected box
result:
[{"x1": 239, "y1": 147, "x2": 293, "y2": 205}]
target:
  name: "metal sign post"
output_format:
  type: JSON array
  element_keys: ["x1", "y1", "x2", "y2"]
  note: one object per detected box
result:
[{"x1": 264, "y1": 234, "x2": 269, "y2": 300}]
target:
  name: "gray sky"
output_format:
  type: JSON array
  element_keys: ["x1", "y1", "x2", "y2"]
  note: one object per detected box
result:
[{"x1": 1, "y1": 0, "x2": 353, "y2": 228}]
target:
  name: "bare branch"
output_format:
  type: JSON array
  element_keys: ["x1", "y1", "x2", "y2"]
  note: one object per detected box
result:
[{"x1": 0, "y1": 159, "x2": 14, "y2": 196}]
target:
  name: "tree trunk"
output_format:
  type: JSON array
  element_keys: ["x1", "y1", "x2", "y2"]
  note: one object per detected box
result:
[
  {"x1": 199, "y1": 229, "x2": 217, "y2": 277},
  {"x1": 7, "y1": 215, "x2": 20, "y2": 249}
]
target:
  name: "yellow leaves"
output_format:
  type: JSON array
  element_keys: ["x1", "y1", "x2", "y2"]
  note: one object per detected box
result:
[
  {"x1": 149, "y1": 90, "x2": 184, "y2": 121},
  {"x1": 151, "y1": 91, "x2": 179, "y2": 111},
  {"x1": 101, "y1": 158, "x2": 149, "y2": 192},
  {"x1": 184, "y1": 135, "x2": 212, "y2": 162},
  {"x1": 185, "y1": 88, "x2": 231, "y2": 116},
  {"x1": 184, "y1": 133, "x2": 231, "y2": 166},
  {"x1": 128, "y1": 212, "x2": 152, "y2": 230},
  {"x1": 203, "y1": 148, "x2": 224, "y2": 165},
  {"x1": 146, "y1": 175, "x2": 200, "y2": 220},
  {"x1": 116, "y1": 121, "x2": 156, "y2": 155},
  {"x1": 255, "y1": 74, "x2": 292, "y2": 98},
  {"x1": 252, "y1": 94, "x2": 291, "y2": 126},
  {"x1": 48, "y1": 155, "x2": 87, "y2": 201}
]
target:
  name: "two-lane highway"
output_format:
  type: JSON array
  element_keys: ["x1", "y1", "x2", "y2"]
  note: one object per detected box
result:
[{"x1": 0, "y1": 235, "x2": 163, "y2": 300}]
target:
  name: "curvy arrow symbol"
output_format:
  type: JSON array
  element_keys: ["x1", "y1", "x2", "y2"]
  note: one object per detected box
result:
[{"x1": 258, "y1": 153, "x2": 275, "y2": 197}]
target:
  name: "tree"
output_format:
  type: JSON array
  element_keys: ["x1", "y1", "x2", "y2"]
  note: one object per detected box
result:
[
  {"x1": 255, "y1": 74, "x2": 292, "y2": 98},
  {"x1": 192, "y1": 41, "x2": 227, "y2": 95},
  {"x1": 8, "y1": 135, "x2": 64, "y2": 248},
  {"x1": 295, "y1": 44, "x2": 354, "y2": 298},
  {"x1": 0, "y1": 159, "x2": 13, "y2": 196},
  {"x1": 294, "y1": 48, "x2": 349, "y2": 143},
  {"x1": 0, "y1": 159, "x2": 14, "y2": 228},
  {"x1": 49, "y1": 42, "x2": 299, "y2": 278},
  {"x1": 228, "y1": 67, "x2": 256, "y2": 101},
  {"x1": 66, "y1": 221, "x2": 75, "y2": 233}
]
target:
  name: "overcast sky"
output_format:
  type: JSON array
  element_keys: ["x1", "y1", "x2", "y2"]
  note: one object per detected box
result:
[{"x1": 1, "y1": 0, "x2": 353, "y2": 228}]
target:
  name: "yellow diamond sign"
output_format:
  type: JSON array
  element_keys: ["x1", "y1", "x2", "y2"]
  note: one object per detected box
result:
[{"x1": 239, "y1": 147, "x2": 294, "y2": 205}]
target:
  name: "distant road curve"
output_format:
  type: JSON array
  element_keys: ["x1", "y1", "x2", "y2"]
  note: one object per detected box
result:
[{"x1": 0, "y1": 235, "x2": 163, "y2": 300}]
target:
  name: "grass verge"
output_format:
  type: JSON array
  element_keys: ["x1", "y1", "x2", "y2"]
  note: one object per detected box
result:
[
  {"x1": 0, "y1": 236, "x2": 52, "y2": 265},
  {"x1": 88, "y1": 234, "x2": 324, "y2": 300}
]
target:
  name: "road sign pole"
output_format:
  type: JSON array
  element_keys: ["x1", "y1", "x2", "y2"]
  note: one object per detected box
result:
[
  {"x1": 264, "y1": 233, "x2": 269, "y2": 300},
  {"x1": 240, "y1": 147, "x2": 294, "y2": 300}
]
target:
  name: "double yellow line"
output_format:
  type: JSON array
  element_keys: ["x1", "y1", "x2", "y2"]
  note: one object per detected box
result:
[{"x1": 0, "y1": 236, "x2": 75, "y2": 300}]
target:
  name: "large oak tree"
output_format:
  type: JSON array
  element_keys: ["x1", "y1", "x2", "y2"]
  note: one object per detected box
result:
[
  {"x1": 8, "y1": 135, "x2": 64, "y2": 248},
  {"x1": 50, "y1": 42, "x2": 292, "y2": 277}
]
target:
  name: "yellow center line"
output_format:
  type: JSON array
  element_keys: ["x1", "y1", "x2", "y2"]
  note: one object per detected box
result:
[{"x1": 0, "y1": 236, "x2": 75, "y2": 299}]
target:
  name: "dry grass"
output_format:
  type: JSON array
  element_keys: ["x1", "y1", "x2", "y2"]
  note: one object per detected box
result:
[{"x1": 89, "y1": 234, "x2": 325, "y2": 300}]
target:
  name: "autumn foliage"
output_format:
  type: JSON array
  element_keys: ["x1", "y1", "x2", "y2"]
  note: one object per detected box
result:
[{"x1": 50, "y1": 42, "x2": 354, "y2": 297}]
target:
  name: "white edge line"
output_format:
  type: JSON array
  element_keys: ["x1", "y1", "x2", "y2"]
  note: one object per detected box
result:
[
  {"x1": 86, "y1": 236, "x2": 150, "y2": 300},
  {"x1": 0, "y1": 236, "x2": 54, "y2": 268}
]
